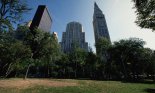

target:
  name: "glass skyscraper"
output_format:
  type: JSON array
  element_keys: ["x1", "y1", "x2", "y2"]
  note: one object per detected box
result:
[{"x1": 93, "y1": 2, "x2": 111, "y2": 54}]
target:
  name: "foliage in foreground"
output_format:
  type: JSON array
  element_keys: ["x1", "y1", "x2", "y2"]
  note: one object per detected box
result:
[
  {"x1": 132, "y1": 0, "x2": 155, "y2": 31},
  {"x1": 0, "y1": 26, "x2": 61, "y2": 78},
  {"x1": 0, "y1": 0, "x2": 31, "y2": 31},
  {"x1": 0, "y1": 0, "x2": 155, "y2": 82},
  {"x1": 0, "y1": 27, "x2": 155, "y2": 82}
]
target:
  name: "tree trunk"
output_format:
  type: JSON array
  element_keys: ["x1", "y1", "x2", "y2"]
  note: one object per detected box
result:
[
  {"x1": 74, "y1": 70, "x2": 77, "y2": 78},
  {"x1": 47, "y1": 65, "x2": 50, "y2": 78},
  {"x1": 24, "y1": 64, "x2": 31, "y2": 79},
  {"x1": 5, "y1": 63, "x2": 12, "y2": 78},
  {"x1": 63, "y1": 68, "x2": 66, "y2": 78},
  {"x1": 74, "y1": 61, "x2": 77, "y2": 78},
  {"x1": 153, "y1": 73, "x2": 155, "y2": 82},
  {"x1": 121, "y1": 58, "x2": 128, "y2": 80},
  {"x1": 15, "y1": 72, "x2": 17, "y2": 78},
  {"x1": 82, "y1": 67, "x2": 85, "y2": 78}
]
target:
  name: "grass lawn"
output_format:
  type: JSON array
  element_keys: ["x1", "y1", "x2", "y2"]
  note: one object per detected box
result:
[{"x1": 0, "y1": 78, "x2": 154, "y2": 93}]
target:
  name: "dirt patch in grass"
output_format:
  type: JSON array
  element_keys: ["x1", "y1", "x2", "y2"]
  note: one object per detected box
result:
[{"x1": 0, "y1": 79, "x2": 77, "y2": 89}]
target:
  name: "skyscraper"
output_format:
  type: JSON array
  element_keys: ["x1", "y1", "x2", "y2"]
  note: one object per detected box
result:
[
  {"x1": 93, "y1": 2, "x2": 111, "y2": 54},
  {"x1": 60, "y1": 22, "x2": 88, "y2": 53},
  {"x1": 30, "y1": 5, "x2": 52, "y2": 32}
]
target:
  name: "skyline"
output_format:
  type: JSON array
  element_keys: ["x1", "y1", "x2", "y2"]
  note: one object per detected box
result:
[{"x1": 23, "y1": 0, "x2": 155, "y2": 52}]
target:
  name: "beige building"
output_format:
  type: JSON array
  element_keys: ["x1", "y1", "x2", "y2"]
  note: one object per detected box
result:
[{"x1": 60, "y1": 22, "x2": 88, "y2": 53}]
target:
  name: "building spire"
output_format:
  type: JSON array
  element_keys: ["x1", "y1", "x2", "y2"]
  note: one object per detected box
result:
[
  {"x1": 94, "y1": 2, "x2": 103, "y2": 15},
  {"x1": 93, "y1": 2, "x2": 111, "y2": 55},
  {"x1": 94, "y1": 2, "x2": 99, "y2": 9}
]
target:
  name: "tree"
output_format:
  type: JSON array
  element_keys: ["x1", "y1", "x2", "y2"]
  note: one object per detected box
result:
[
  {"x1": 15, "y1": 25, "x2": 30, "y2": 41},
  {"x1": 146, "y1": 50, "x2": 155, "y2": 81},
  {"x1": 56, "y1": 53, "x2": 70, "y2": 78},
  {"x1": 95, "y1": 37, "x2": 111, "y2": 79},
  {"x1": 22, "y1": 27, "x2": 61, "y2": 78},
  {"x1": 110, "y1": 38, "x2": 148, "y2": 80},
  {"x1": 95, "y1": 37, "x2": 111, "y2": 63},
  {"x1": 24, "y1": 28, "x2": 45, "y2": 59},
  {"x1": 85, "y1": 51, "x2": 97, "y2": 79},
  {"x1": 132, "y1": 0, "x2": 155, "y2": 31},
  {"x1": 0, "y1": 0, "x2": 31, "y2": 31},
  {"x1": 152, "y1": 51, "x2": 155, "y2": 81},
  {"x1": 69, "y1": 46, "x2": 87, "y2": 78},
  {"x1": 41, "y1": 32, "x2": 61, "y2": 77},
  {"x1": 0, "y1": 31, "x2": 31, "y2": 78}
]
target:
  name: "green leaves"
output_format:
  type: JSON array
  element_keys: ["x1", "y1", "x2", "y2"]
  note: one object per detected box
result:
[
  {"x1": 95, "y1": 37, "x2": 111, "y2": 63},
  {"x1": 0, "y1": 0, "x2": 31, "y2": 31},
  {"x1": 109, "y1": 38, "x2": 153, "y2": 80},
  {"x1": 0, "y1": 30, "x2": 31, "y2": 77},
  {"x1": 133, "y1": 0, "x2": 155, "y2": 31}
]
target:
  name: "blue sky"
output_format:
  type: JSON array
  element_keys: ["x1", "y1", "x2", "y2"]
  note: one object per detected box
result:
[{"x1": 23, "y1": 0, "x2": 155, "y2": 52}]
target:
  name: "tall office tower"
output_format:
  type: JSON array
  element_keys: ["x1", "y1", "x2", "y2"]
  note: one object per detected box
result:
[
  {"x1": 30, "y1": 5, "x2": 52, "y2": 32},
  {"x1": 93, "y1": 2, "x2": 111, "y2": 54},
  {"x1": 60, "y1": 22, "x2": 88, "y2": 53}
]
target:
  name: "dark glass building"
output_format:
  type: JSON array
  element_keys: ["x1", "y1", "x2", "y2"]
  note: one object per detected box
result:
[{"x1": 93, "y1": 2, "x2": 111, "y2": 54}]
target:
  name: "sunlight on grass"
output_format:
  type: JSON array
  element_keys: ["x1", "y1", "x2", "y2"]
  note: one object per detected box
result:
[{"x1": 0, "y1": 79, "x2": 154, "y2": 93}]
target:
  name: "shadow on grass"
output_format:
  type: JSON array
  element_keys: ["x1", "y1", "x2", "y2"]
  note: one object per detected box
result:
[
  {"x1": 144, "y1": 88, "x2": 155, "y2": 93},
  {"x1": 75, "y1": 78, "x2": 155, "y2": 84},
  {"x1": 57, "y1": 78, "x2": 155, "y2": 84},
  {"x1": 121, "y1": 79, "x2": 155, "y2": 84}
]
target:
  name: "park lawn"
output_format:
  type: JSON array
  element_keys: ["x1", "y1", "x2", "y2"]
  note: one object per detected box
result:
[{"x1": 0, "y1": 78, "x2": 154, "y2": 93}]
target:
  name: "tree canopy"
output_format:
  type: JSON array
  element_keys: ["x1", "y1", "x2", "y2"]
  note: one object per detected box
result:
[
  {"x1": 0, "y1": 0, "x2": 31, "y2": 31},
  {"x1": 133, "y1": 0, "x2": 155, "y2": 31}
]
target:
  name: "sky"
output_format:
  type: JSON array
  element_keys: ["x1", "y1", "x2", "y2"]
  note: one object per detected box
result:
[{"x1": 23, "y1": 0, "x2": 155, "y2": 52}]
